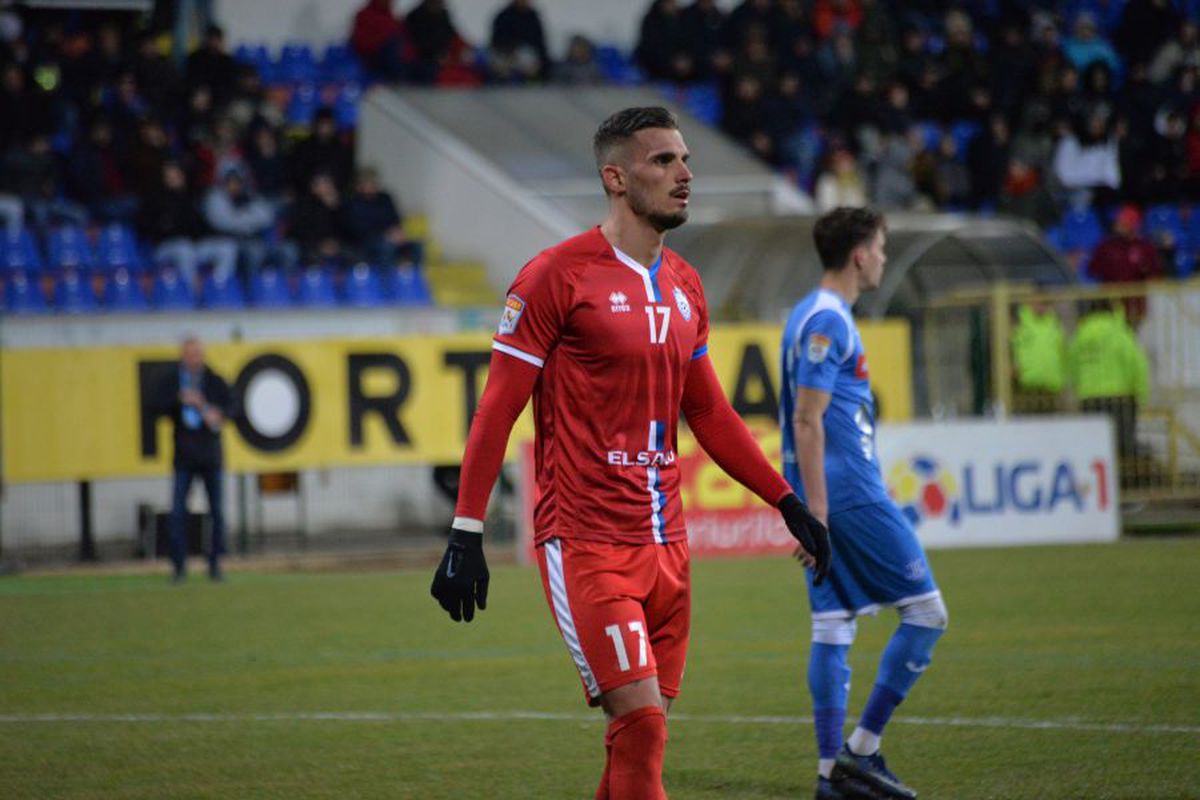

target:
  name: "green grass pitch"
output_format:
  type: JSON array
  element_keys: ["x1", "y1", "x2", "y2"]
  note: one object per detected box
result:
[{"x1": 1, "y1": 538, "x2": 1198, "y2": 799}]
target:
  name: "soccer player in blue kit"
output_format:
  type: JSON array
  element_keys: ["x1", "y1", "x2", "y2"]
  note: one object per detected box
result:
[{"x1": 780, "y1": 208, "x2": 948, "y2": 800}]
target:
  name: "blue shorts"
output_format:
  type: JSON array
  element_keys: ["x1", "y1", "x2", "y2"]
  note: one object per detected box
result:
[{"x1": 806, "y1": 501, "x2": 939, "y2": 618}]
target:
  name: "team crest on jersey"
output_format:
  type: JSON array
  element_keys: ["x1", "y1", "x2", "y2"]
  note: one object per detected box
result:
[
  {"x1": 498, "y1": 294, "x2": 525, "y2": 335},
  {"x1": 807, "y1": 333, "x2": 831, "y2": 363},
  {"x1": 673, "y1": 286, "x2": 692, "y2": 321},
  {"x1": 609, "y1": 291, "x2": 630, "y2": 312}
]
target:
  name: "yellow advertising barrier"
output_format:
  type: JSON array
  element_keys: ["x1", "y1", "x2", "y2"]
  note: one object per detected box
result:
[{"x1": 0, "y1": 321, "x2": 909, "y2": 483}]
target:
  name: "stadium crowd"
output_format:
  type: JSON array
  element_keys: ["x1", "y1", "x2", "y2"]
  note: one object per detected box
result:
[
  {"x1": 350, "y1": 0, "x2": 1200, "y2": 282},
  {"x1": 4, "y1": 0, "x2": 1199, "y2": 315},
  {"x1": 0, "y1": 5, "x2": 426, "y2": 314}
]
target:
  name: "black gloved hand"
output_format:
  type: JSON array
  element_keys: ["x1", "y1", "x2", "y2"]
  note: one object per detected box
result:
[
  {"x1": 430, "y1": 527, "x2": 490, "y2": 622},
  {"x1": 778, "y1": 493, "x2": 831, "y2": 585}
]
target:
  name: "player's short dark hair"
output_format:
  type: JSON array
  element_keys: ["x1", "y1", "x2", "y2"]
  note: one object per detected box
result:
[
  {"x1": 812, "y1": 207, "x2": 886, "y2": 271},
  {"x1": 593, "y1": 106, "x2": 679, "y2": 171}
]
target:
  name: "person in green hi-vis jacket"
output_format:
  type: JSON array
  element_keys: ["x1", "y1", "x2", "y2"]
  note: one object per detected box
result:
[
  {"x1": 1011, "y1": 300, "x2": 1066, "y2": 413},
  {"x1": 1067, "y1": 299, "x2": 1150, "y2": 466}
]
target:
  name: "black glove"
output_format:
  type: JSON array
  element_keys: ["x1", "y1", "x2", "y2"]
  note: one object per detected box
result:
[
  {"x1": 430, "y1": 527, "x2": 490, "y2": 622},
  {"x1": 778, "y1": 493, "x2": 831, "y2": 585}
]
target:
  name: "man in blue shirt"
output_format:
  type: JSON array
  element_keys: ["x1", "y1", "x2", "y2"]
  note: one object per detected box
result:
[{"x1": 780, "y1": 208, "x2": 948, "y2": 800}]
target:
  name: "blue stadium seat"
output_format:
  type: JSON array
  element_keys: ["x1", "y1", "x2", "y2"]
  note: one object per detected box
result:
[
  {"x1": 684, "y1": 83, "x2": 722, "y2": 126},
  {"x1": 1, "y1": 228, "x2": 44, "y2": 274},
  {"x1": 384, "y1": 265, "x2": 433, "y2": 306},
  {"x1": 296, "y1": 266, "x2": 338, "y2": 307},
  {"x1": 287, "y1": 83, "x2": 320, "y2": 126},
  {"x1": 151, "y1": 268, "x2": 195, "y2": 310},
  {"x1": 3, "y1": 271, "x2": 48, "y2": 314},
  {"x1": 200, "y1": 272, "x2": 246, "y2": 309},
  {"x1": 53, "y1": 271, "x2": 98, "y2": 314},
  {"x1": 250, "y1": 269, "x2": 293, "y2": 307},
  {"x1": 334, "y1": 83, "x2": 362, "y2": 130},
  {"x1": 1144, "y1": 204, "x2": 1186, "y2": 243},
  {"x1": 321, "y1": 44, "x2": 364, "y2": 83},
  {"x1": 1186, "y1": 209, "x2": 1200, "y2": 251},
  {"x1": 47, "y1": 226, "x2": 95, "y2": 272},
  {"x1": 917, "y1": 122, "x2": 942, "y2": 152},
  {"x1": 234, "y1": 43, "x2": 271, "y2": 67},
  {"x1": 1058, "y1": 208, "x2": 1104, "y2": 251},
  {"x1": 277, "y1": 42, "x2": 318, "y2": 84},
  {"x1": 95, "y1": 224, "x2": 143, "y2": 273},
  {"x1": 342, "y1": 263, "x2": 385, "y2": 307},
  {"x1": 102, "y1": 269, "x2": 148, "y2": 312},
  {"x1": 950, "y1": 121, "x2": 982, "y2": 159}
]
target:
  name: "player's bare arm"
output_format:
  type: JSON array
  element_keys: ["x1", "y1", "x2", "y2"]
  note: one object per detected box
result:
[{"x1": 794, "y1": 386, "x2": 833, "y2": 527}]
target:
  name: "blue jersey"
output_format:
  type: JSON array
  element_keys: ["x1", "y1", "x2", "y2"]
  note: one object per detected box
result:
[{"x1": 780, "y1": 288, "x2": 889, "y2": 512}]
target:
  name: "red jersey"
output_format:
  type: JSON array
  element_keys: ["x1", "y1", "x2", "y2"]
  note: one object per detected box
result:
[{"x1": 494, "y1": 227, "x2": 709, "y2": 546}]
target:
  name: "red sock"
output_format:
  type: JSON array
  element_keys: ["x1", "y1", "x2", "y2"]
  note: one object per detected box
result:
[
  {"x1": 605, "y1": 706, "x2": 668, "y2": 800},
  {"x1": 595, "y1": 740, "x2": 612, "y2": 800}
]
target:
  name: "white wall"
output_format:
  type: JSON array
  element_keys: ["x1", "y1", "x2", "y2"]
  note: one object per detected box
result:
[{"x1": 216, "y1": 0, "x2": 738, "y2": 59}]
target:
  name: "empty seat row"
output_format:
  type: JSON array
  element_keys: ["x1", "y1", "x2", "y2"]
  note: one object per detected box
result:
[{"x1": 3, "y1": 265, "x2": 433, "y2": 314}]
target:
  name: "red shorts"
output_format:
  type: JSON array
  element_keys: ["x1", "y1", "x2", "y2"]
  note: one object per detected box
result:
[{"x1": 536, "y1": 537, "x2": 691, "y2": 706}]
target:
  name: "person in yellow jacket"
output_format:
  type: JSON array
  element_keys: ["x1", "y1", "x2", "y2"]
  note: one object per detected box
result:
[
  {"x1": 1067, "y1": 299, "x2": 1149, "y2": 463},
  {"x1": 1011, "y1": 300, "x2": 1066, "y2": 413}
]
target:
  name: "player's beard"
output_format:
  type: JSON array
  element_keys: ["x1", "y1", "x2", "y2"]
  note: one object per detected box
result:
[{"x1": 627, "y1": 182, "x2": 688, "y2": 232}]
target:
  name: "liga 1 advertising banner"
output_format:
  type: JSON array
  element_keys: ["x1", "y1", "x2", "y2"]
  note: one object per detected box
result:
[{"x1": 517, "y1": 416, "x2": 1120, "y2": 562}]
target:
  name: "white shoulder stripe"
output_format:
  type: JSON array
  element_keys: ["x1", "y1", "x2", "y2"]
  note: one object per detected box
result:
[
  {"x1": 794, "y1": 290, "x2": 855, "y2": 364},
  {"x1": 492, "y1": 341, "x2": 545, "y2": 368}
]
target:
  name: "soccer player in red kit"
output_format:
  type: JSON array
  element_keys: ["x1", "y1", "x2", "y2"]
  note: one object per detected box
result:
[{"x1": 431, "y1": 107, "x2": 830, "y2": 799}]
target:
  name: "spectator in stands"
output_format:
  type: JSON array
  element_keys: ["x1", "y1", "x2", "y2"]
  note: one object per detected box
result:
[
  {"x1": 1137, "y1": 109, "x2": 1192, "y2": 204},
  {"x1": 854, "y1": 0, "x2": 897, "y2": 87},
  {"x1": 681, "y1": 0, "x2": 727, "y2": 80},
  {"x1": 1011, "y1": 298, "x2": 1066, "y2": 413},
  {"x1": 896, "y1": 23, "x2": 939, "y2": 119},
  {"x1": 7, "y1": 133, "x2": 86, "y2": 232},
  {"x1": 186, "y1": 23, "x2": 239, "y2": 107},
  {"x1": 341, "y1": 166, "x2": 421, "y2": 269},
  {"x1": 1067, "y1": 298, "x2": 1149, "y2": 467},
  {"x1": 193, "y1": 117, "x2": 248, "y2": 192},
  {"x1": 636, "y1": 0, "x2": 695, "y2": 82},
  {"x1": 1115, "y1": 0, "x2": 1180, "y2": 69},
  {"x1": 1053, "y1": 109, "x2": 1121, "y2": 210},
  {"x1": 937, "y1": 10, "x2": 988, "y2": 121},
  {"x1": 812, "y1": 0, "x2": 863, "y2": 42},
  {"x1": 140, "y1": 161, "x2": 238, "y2": 289},
  {"x1": 153, "y1": 335, "x2": 233, "y2": 583},
  {"x1": 288, "y1": 170, "x2": 346, "y2": 267},
  {"x1": 68, "y1": 116, "x2": 138, "y2": 223},
  {"x1": 997, "y1": 156, "x2": 1058, "y2": 228},
  {"x1": 814, "y1": 146, "x2": 867, "y2": 211},
  {"x1": 289, "y1": 108, "x2": 353, "y2": 193},
  {"x1": 817, "y1": 31, "x2": 859, "y2": 117},
  {"x1": 1089, "y1": 205, "x2": 1163, "y2": 292},
  {"x1": 127, "y1": 117, "x2": 171, "y2": 198},
  {"x1": 203, "y1": 165, "x2": 281, "y2": 280},
  {"x1": 489, "y1": 0, "x2": 549, "y2": 83},
  {"x1": 870, "y1": 129, "x2": 919, "y2": 210},
  {"x1": 769, "y1": 71, "x2": 821, "y2": 182},
  {"x1": 829, "y1": 73, "x2": 880, "y2": 142},
  {"x1": 246, "y1": 124, "x2": 290, "y2": 206},
  {"x1": 929, "y1": 133, "x2": 971, "y2": 208},
  {"x1": 405, "y1": 0, "x2": 476, "y2": 85},
  {"x1": 967, "y1": 113, "x2": 1012, "y2": 209},
  {"x1": 132, "y1": 29, "x2": 180, "y2": 112},
  {"x1": 224, "y1": 63, "x2": 282, "y2": 132},
  {"x1": 988, "y1": 19, "x2": 1037, "y2": 119},
  {"x1": 1062, "y1": 12, "x2": 1121, "y2": 75},
  {"x1": 1149, "y1": 21, "x2": 1199, "y2": 85},
  {"x1": 0, "y1": 62, "x2": 53, "y2": 154},
  {"x1": 721, "y1": 74, "x2": 772, "y2": 158},
  {"x1": 350, "y1": 0, "x2": 413, "y2": 82},
  {"x1": 721, "y1": 0, "x2": 774, "y2": 54},
  {"x1": 551, "y1": 35, "x2": 605, "y2": 85}
]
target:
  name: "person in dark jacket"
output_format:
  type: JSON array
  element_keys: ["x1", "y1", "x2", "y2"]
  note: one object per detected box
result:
[
  {"x1": 489, "y1": 0, "x2": 549, "y2": 82},
  {"x1": 289, "y1": 170, "x2": 347, "y2": 266},
  {"x1": 139, "y1": 161, "x2": 238, "y2": 288},
  {"x1": 155, "y1": 336, "x2": 234, "y2": 582},
  {"x1": 341, "y1": 167, "x2": 422, "y2": 267}
]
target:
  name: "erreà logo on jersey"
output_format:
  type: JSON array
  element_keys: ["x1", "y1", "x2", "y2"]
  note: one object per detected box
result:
[
  {"x1": 607, "y1": 449, "x2": 677, "y2": 467},
  {"x1": 609, "y1": 291, "x2": 630, "y2": 312},
  {"x1": 498, "y1": 294, "x2": 525, "y2": 334}
]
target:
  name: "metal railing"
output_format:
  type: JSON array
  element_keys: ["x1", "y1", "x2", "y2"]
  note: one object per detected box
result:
[{"x1": 921, "y1": 277, "x2": 1200, "y2": 502}]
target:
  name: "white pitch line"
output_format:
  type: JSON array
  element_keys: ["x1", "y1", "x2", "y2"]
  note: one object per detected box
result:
[{"x1": 0, "y1": 711, "x2": 1196, "y2": 734}]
